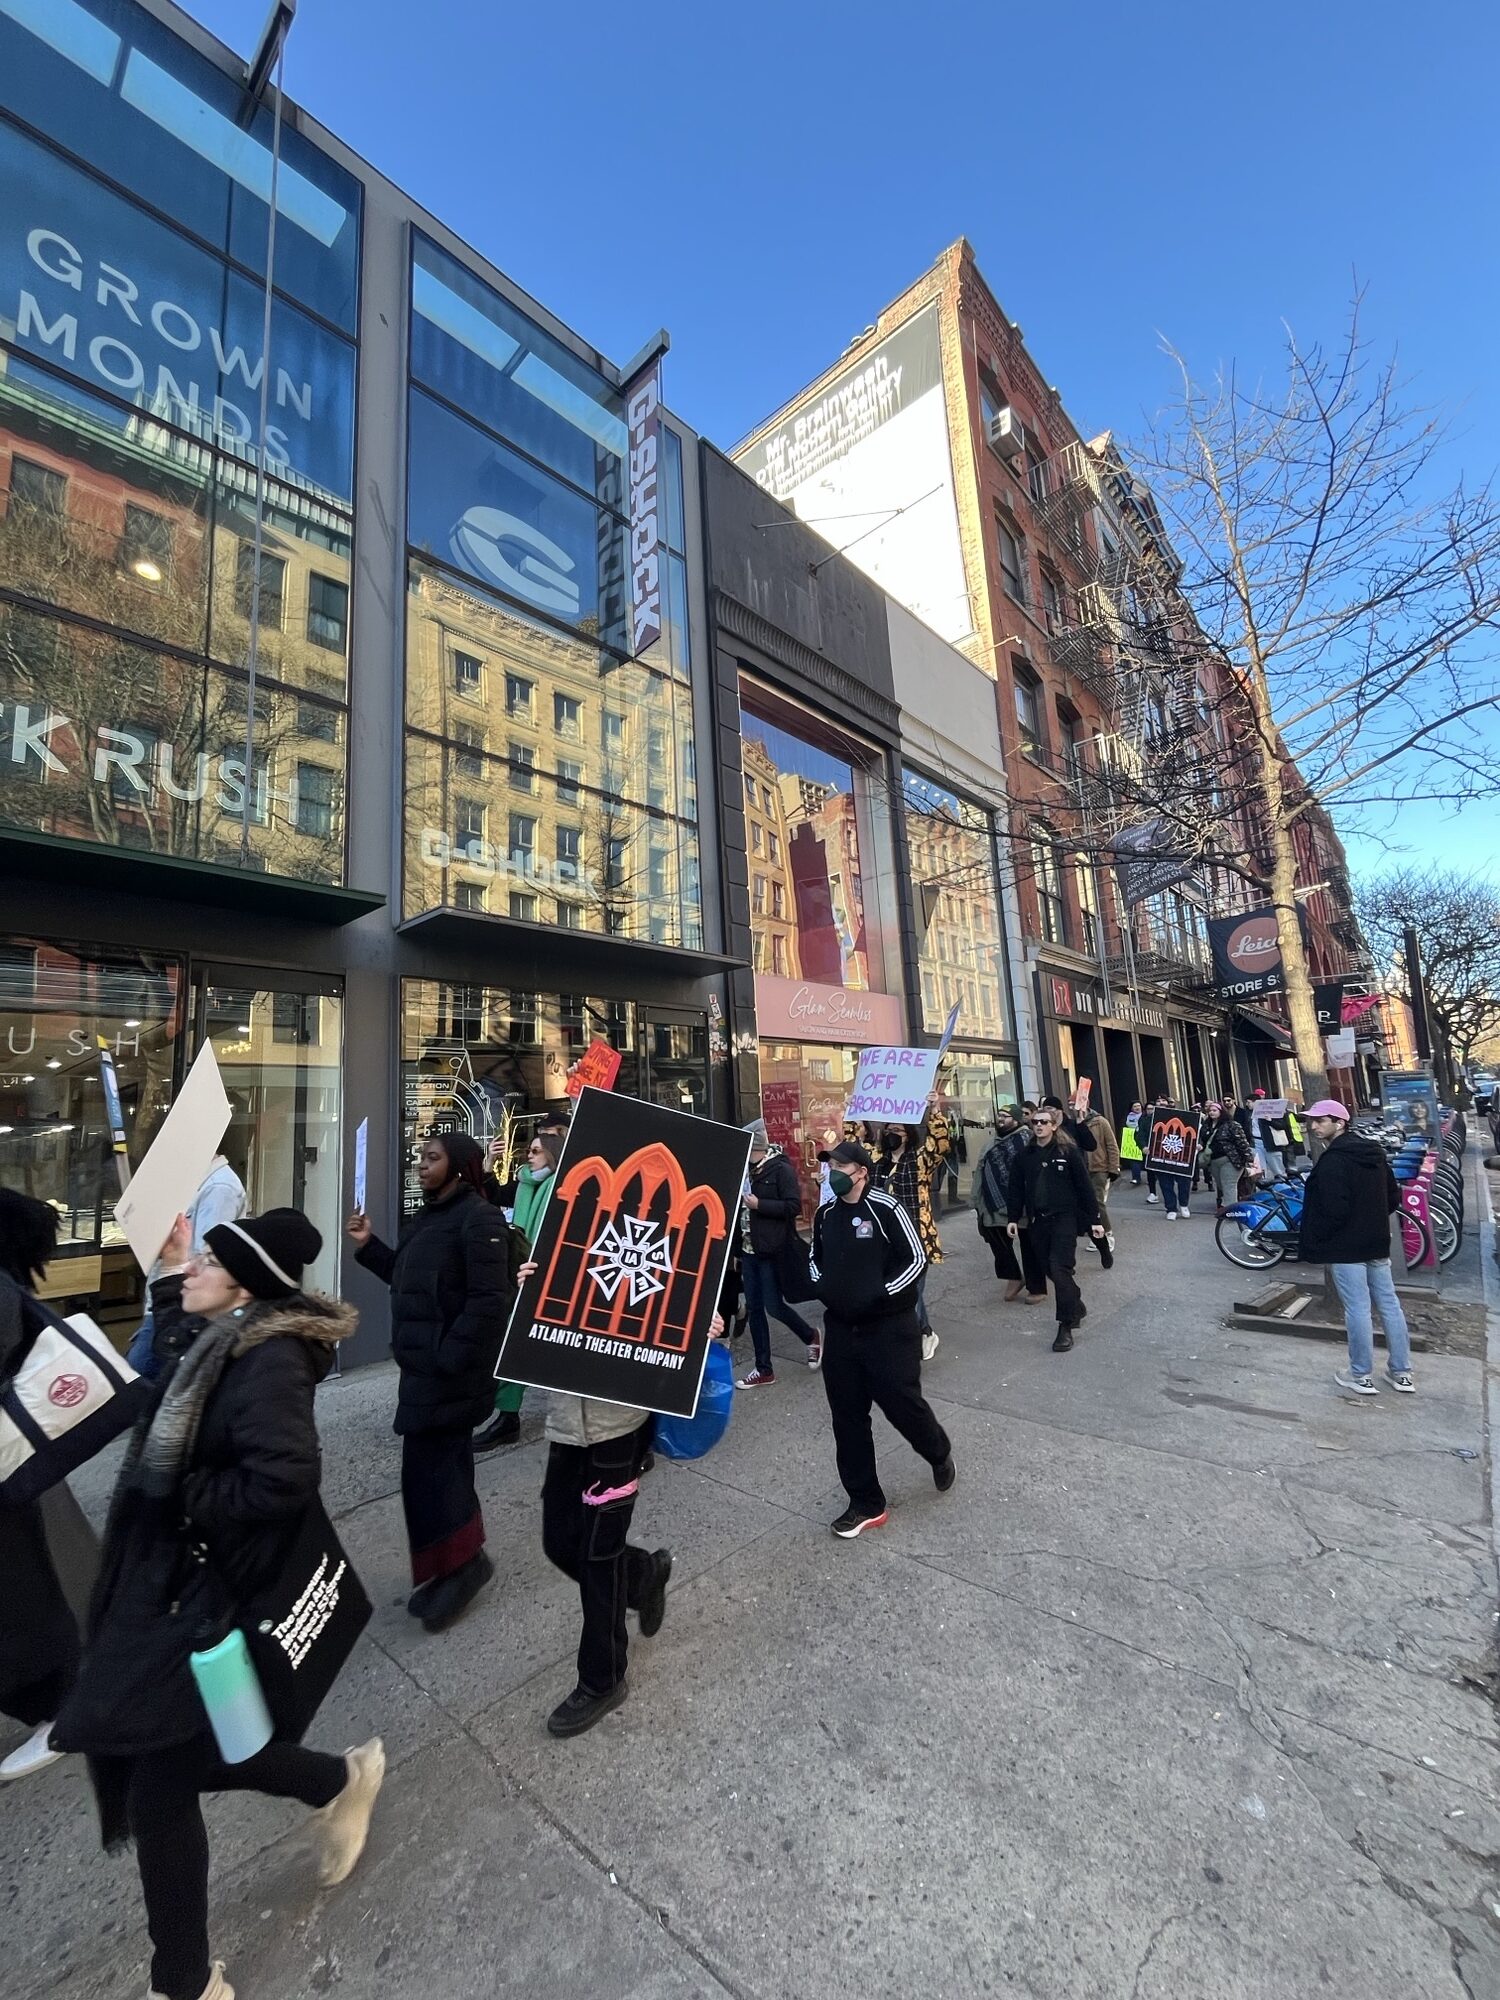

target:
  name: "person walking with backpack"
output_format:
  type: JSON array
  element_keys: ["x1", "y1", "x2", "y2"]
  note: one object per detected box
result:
[
  {"x1": 1297, "y1": 1101, "x2": 1415, "y2": 1397},
  {"x1": 53, "y1": 1209, "x2": 381, "y2": 2000},
  {"x1": 1204, "y1": 1102, "x2": 1254, "y2": 1215},
  {"x1": 349, "y1": 1132, "x2": 516, "y2": 1631},
  {"x1": 1006, "y1": 1106, "x2": 1105, "y2": 1352},
  {"x1": 971, "y1": 1107, "x2": 1045, "y2": 1303},
  {"x1": 734, "y1": 1119, "x2": 820, "y2": 1389},
  {"x1": 474, "y1": 1129, "x2": 559, "y2": 1452}
]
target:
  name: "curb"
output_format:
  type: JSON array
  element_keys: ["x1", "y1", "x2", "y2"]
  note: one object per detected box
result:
[{"x1": 1475, "y1": 1130, "x2": 1500, "y2": 1604}]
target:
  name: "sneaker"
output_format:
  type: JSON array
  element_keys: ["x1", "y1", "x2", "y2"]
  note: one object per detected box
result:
[
  {"x1": 1384, "y1": 1369, "x2": 1416, "y2": 1394},
  {"x1": 1180, "y1": 1205, "x2": 1191, "y2": 1218},
  {"x1": 1165, "y1": 1211, "x2": 1178, "y2": 1222},
  {"x1": 1052, "y1": 1327, "x2": 1074, "y2": 1352},
  {"x1": 151, "y1": 1962, "x2": 233, "y2": 2000},
  {"x1": 1105, "y1": 1233, "x2": 1116, "y2": 1253},
  {"x1": 731, "y1": 1309, "x2": 748, "y2": 1341},
  {"x1": 1023, "y1": 1292, "x2": 1048, "y2": 1306},
  {"x1": 313, "y1": 1738, "x2": 385, "y2": 1887},
  {"x1": 638, "y1": 1548, "x2": 672, "y2": 1637},
  {"x1": 1098, "y1": 1239, "x2": 1114, "y2": 1270},
  {"x1": 831, "y1": 1506, "x2": 889, "y2": 1539},
  {"x1": 640, "y1": 1450, "x2": 657, "y2": 1476},
  {"x1": 420, "y1": 1550, "x2": 494, "y2": 1632},
  {"x1": 921, "y1": 1330, "x2": 939, "y2": 1361},
  {"x1": 807, "y1": 1339, "x2": 822, "y2": 1370},
  {"x1": 1146, "y1": 1193, "x2": 1159, "y2": 1204},
  {"x1": 1334, "y1": 1369, "x2": 1379, "y2": 1397},
  {"x1": 0, "y1": 1721, "x2": 63, "y2": 1783},
  {"x1": 547, "y1": 1681, "x2": 628, "y2": 1738},
  {"x1": 933, "y1": 1455, "x2": 956, "y2": 1493},
  {"x1": 472, "y1": 1408, "x2": 521, "y2": 1453},
  {"x1": 735, "y1": 1368, "x2": 775, "y2": 1389}
]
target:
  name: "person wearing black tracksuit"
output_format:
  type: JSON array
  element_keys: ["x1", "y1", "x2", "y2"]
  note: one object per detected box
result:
[
  {"x1": 808, "y1": 1142, "x2": 954, "y2": 1538},
  {"x1": 1006, "y1": 1107, "x2": 1104, "y2": 1352}
]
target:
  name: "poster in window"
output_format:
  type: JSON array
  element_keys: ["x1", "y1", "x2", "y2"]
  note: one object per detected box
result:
[{"x1": 494, "y1": 1087, "x2": 751, "y2": 1418}]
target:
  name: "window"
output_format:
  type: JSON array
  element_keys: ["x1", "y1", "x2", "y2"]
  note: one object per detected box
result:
[
  {"x1": 297, "y1": 700, "x2": 338, "y2": 744},
  {"x1": 509, "y1": 892, "x2": 539, "y2": 922},
  {"x1": 453, "y1": 721, "x2": 485, "y2": 776},
  {"x1": 108, "y1": 723, "x2": 160, "y2": 803},
  {"x1": 648, "y1": 727, "x2": 667, "y2": 767},
  {"x1": 306, "y1": 574, "x2": 349, "y2": 653},
  {"x1": 508, "y1": 813, "x2": 537, "y2": 859},
  {"x1": 455, "y1": 881, "x2": 487, "y2": 912},
  {"x1": 295, "y1": 763, "x2": 335, "y2": 839},
  {"x1": 559, "y1": 902, "x2": 582, "y2": 929},
  {"x1": 751, "y1": 822, "x2": 764, "y2": 855},
  {"x1": 453, "y1": 650, "x2": 483, "y2": 696},
  {"x1": 744, "y1": 774, "x2": 758, "y2": 810},
  {"x1": 1031, "y1": 833, "x2": 1066, "y2": 945},
  {"x1": 235, "y1": 544, "x2": 285, "y2": 628},
  {"x1": 771, "y1": 882, "x2": 786, "y2": 919},
  {"x1": 9, "y1": 456, "x2": 65, "y2": 517},
  {"x1": 505, "y1": 673, "x2": 534, "y2": 718},
  {"x1": 1060, "y1": 710, "x2": 1085, "y2": 783},
  {"x1": 1077, "y1": 861, "x2": 1101, "y2": 956},
  {"x1": 997, "y1": 518, "x2": 1027, "y2": 604},
  {"x1": 606, "y1": 838, "x2": 628, "y2": 891},
  {"x1": 772, "y1": 934, "x2": 788, "y2": 976},
  {"x1": 648, "y1": 844, "x2": 670, "y2": 899},
  {"x1": 752, "y1": 931, "x2": 768, "y2": 972},
  {"x1": 1148, "y1": 693, "x2": 1169, "y2": 744},
  {"x1": 121, "y1": 506, "x2": 174, "y2": 585},
  {"x1": 556, "y1": 824, "x2": 581, "y2": 866},
  {"x1": 602, "y1": 710, "x2": 625, "y2": 752},
  {"x1": 556, "y1": 758, "x2": 582, "y2": 806},
  {"x1": 455, "y1": 796, "x2": 486, "y2": 845},
  {"x1": 768, "y1": 831, "x2": 782, "y2": 866},
  {"x1": 508, "y1": 742, "x2": 536, "y2": 792},
  {"x1": 1014, "y1": 667, "x2": 1043, "y2": 759},
  {"x1": 554, "y1": 692, "x2": 582, "y2": 737},
  {"x1": 1040, "y1": 568, "x2": 1064, "y2": 633},
  {"x1": 752, "y1": 874, "x2": 767, "y2": 917}
]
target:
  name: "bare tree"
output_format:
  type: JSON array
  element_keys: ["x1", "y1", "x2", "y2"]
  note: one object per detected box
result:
[
  {"x1": 1117, "y1": 295, "x2": 1500, "y2": 1094},
  {"x1": 1356, "y1": 867, "x2": 1500, "y2": 1096}
]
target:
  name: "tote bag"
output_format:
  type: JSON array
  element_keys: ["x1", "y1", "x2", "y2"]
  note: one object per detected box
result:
[
  {"x1": 0, "y1": 1303, "x2": 149, "y2": 1506},
  {"x1": 236, "y1": 1498, "x2": 372, "y2": 1742}
]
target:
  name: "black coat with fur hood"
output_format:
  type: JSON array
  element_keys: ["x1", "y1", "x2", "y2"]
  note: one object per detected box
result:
[{"x1": 54, "y1": 1276, "x2": 355, "y2": 1776}]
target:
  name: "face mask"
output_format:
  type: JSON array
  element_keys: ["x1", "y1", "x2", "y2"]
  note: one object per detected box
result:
[{"x1": 828, "y1": 1170, "x2": 856, "y2": 1197}]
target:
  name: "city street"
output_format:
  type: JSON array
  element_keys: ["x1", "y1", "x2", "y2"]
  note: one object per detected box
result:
[{"x1": 7, "y1": 1151, "x2": 1498, "y2": 2000}]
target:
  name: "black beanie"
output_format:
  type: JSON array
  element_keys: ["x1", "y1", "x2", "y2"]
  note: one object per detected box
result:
[{"x1": 205, "y1": 1208, "x2": 322, "y2": 1300}]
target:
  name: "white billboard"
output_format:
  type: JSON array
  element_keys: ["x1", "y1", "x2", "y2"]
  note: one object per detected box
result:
[{"x1": 735, "y1": 306, "x2": 972, "y2": 644}]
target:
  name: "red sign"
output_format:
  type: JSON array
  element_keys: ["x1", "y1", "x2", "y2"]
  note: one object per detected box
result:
[{"x1": 566, "y1": 1039, "x2": 624, "y2": 1099}]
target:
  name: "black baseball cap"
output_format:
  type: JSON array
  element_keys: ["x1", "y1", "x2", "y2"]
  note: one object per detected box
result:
[{"x1": 829, "y1": 1140, "x2": 874, "y2": 1170}]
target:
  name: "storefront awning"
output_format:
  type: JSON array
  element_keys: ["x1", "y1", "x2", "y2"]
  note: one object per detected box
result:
[
  {"x1": 1232, "y1": 1005, "x2": 1295, "y2": 1053},
  {"x1": 400, "y1": 907, "x2": 747, "y2": 979},
  {"x1": 1, "y1": 827, "x2": 386, "y2": 928}
]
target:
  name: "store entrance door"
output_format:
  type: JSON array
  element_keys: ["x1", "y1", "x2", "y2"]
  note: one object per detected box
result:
[
  {"x1": 639, "y1": 1007, "x2": 710, "y2": 1118},
  {"x1": 193, "y1": 968, "x2": 344, "y2": 1296}
]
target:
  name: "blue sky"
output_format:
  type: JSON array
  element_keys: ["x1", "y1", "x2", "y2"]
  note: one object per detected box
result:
[{"x1": 195, "y1": 0, "x2": 1500, "y2": 880}]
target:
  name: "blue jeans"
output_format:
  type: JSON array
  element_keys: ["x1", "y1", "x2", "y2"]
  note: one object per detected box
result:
[
  {"x1": 743, "y1": 1252, "x2": 817, "y2": 1373},
  {"x1": 127, "y1": 1313, "x2": 163, "y2": 1381},
  {"x1": 1158, "y1": 1174, "x2": 1190, "y2": 1212},
  {"x1": 1330, "y1": 1260, "x2": 1412, "y2": 1376}
]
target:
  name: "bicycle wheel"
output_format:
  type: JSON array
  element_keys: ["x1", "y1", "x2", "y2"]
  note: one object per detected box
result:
[
  {"x1": 1431, "y1": 1205, "x2": 1461, "y2": 1262},
  {"x1": 1216, "y1": 1217, "x2": 1286, "y2": 1269},
  {"x1": 1401, "y1": 1213, "x2": 1432, "y2": 1270}
]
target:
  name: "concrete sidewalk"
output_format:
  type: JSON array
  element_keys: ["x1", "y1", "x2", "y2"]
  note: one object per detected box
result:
[{"x1": 6, "y1": 1180, "x2": 1498, "y2": 1999}]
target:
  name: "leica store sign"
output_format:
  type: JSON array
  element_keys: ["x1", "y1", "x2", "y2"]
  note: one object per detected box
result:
[{"x1": 1207, "y1": 906, "x2": 1303, "y2": 1001}]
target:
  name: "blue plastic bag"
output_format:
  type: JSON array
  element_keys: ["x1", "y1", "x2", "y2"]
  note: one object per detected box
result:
[{"x1": 652, "y1": 1339, "x2": 735, "y2": 1461}]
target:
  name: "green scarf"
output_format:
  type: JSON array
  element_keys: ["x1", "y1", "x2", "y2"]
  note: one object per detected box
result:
[{"x1": 512, "y1": 1168, "x2": 556, "y2": 1248}]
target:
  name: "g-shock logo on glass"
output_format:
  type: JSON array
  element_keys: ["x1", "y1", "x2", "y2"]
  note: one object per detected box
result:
[
  {"x1": 450, "y1": 507, "x2": 581, "y2": 617},
  {"x1": 586, "y1": 1215, "x2": 673, "y2": 1307}
]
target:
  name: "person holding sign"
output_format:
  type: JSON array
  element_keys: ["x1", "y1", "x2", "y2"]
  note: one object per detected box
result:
[
  {"x1": 1006, "y1": 1108, "x2": 1105, "y2": 1352},
  {"x1": 808, "y1": 1142, "x2": 955, "y2": 1538},
  {"x1": 474, "y1": 1130, "x2": 561, "y2": 1453}
]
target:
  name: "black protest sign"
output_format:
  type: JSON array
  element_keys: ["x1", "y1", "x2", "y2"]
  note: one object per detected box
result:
[
  {"x1": 1145, "y1": 1114, "x2": 1199, "y2": 1175},
  {"x1": 494, "y1": 1087, "x2": 751, "y2": 1420}
]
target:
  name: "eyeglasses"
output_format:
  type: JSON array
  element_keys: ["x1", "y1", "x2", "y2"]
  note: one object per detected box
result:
[{"x1": 1030, "y1": 1118, "x2": 1055, "y2": 1128}]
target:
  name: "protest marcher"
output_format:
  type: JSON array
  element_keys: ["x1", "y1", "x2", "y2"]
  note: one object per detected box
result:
[
  {"x1": 1254, "y1": 1092, "x2": 1292, "y2": 1182},
  {"x1": 127, "y1": 1150, "x2": 247, "y2": 1381},
  {"x1": 1233, "y1": 1095, "x2": 1256, "y2": 1142},
  {"x1": 735, "y1": 1119, "x2": 820, "y2": 1388},
  {"x1": 1297, "y1": 1101, "x2": 1415, "y2": 1396},
  {"x1": 1007, "y1": 1107, "x2": 1105, "y2": 1351},
  {"x1": 54, "y1": 1208, "x2": 381, "y2": 2000},
  {"x1": 1083, "y1": 1105, "x2": 1120, "y2": 1263},
  {"x1": 1042, "y1": 1095, "x2": 1097, "y2": 1154},
  {"x1": 1204, "y1": 1101, "x2": 1255, "y2": 1215},
  {"x1": 1120, "y1": 1103, "x2": 1145, "y2": 1185},
  {"x1": 0, "y1": 1190, "x2": 89, "y2": 1783},
  {"x1": 1139, "y1": 1096, "x2": 1162, "y2": 1202},
  {"x1": 475, "y1": 1130, "x2": 559, "y2": 1451},
  {"x1": 350, "y1": 1133, "x2": 515, "y2": 1631},
  {"x1": 808, "y1": 1142, "x2": 954, "y2": 1538},
  {"x1": 971, "y1": 1107, "x2": 1045, "y2": 1303},
  {"x1": 1144, "y1": 1097, "x2": 1193, "y2": 1218},
  {"x1": 873, "y1": 1122, "x2": 945, "y2": 1360}
]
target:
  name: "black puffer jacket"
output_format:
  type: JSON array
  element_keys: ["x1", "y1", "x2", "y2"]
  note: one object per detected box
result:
[
  {"x1": 53, "y1": 1282, "x2": 354, "y2": 1768},
  {"x1": 1007, "y1": 1138, "x2": 1101, "y2": 1229},
  {"x1": 357, "y1": 1187, "x2": 516, "y2": 1434},
  {"x1": 1298, "y1": 1132, "x2": 1400, "y2": 1264},
  {"x1": 743, "y1": 1149, "x2": 803, "y2": 1255},
  {"x1": 1206, "y1": 1115, "x2": 1254, "y2": 1169}
]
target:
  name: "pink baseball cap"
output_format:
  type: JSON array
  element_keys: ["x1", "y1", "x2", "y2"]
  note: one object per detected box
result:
[{"x1": 1304, "y1": 1099, "x2": 1350, "y2": 1120}]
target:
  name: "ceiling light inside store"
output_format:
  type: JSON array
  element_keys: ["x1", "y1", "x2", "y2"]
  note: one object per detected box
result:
[
  {"x1": 46, "y1": 1058, "x2": 62, "y2": 1070},
  {"x1": 125, "y1": 1018, "x2": 141, "y2": 1028},
  {"x1": 131, "y1": 559, "x2": 163, "y2": 583},
  {"x1": 20, "y1": 1074, "x2": 34, "y2": 1084},
  {"x1": 0, "y1": 1126, "x2": 11, "y2": 1135},
  {"x1": 237, "y1": 1025, "x2": 251, "y2": 1036}
]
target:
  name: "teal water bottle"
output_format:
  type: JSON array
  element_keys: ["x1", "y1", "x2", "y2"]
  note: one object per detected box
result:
[{"x1": 190, "y1": 1627, "x2": 273, "y2": 1763}]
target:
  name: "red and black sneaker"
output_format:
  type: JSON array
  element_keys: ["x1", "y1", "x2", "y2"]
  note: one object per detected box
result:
[
  {"x1": 735, "y1": 1367, "x2": 776, "y2": 1390},
  {"x1": 831, "y1": 1506, "x2": 889, "y2": 1539}
]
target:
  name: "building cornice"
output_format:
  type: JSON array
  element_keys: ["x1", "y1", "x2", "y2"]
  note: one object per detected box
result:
[{"x1": 713, "y1": 590, "x2": 901, "y2": 738}]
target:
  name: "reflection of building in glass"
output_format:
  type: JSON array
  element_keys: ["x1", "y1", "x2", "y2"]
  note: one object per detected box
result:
[
  {"x1": 902, "y1": 775, "x2": 1006, "y2": 1038},
  {"x1": 741, "y1": 736, "x2": 800, "y2": 977}
]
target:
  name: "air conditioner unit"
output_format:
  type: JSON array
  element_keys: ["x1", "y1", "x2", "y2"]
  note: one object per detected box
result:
[{"x1": 988, "y1": 406, "x2": 1028, "y2": 462}]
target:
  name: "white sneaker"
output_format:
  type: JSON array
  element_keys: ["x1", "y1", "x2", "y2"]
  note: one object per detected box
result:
[
  {"x1": 1179, "y1": 1205, "x2": 1191, "y2": 1218},
  {"x1": 1334, "y1": 1369, "x2": 1379, "y2": 1397},
  {"x1": 807, "y1": 1339, "x2": 822, "y2": 1370},
  {"x1": 1384, "y1": 1369, "x2": 1416, "y2": 1394},
  {"x1": 1146, "y1": 1193, "x2": 1159, "y2": 1204},
  {"x1": 1105, "y1": 1233, "x2": 1116, "y2": 1253},
  {"x1": 151, "y1": 1962, "x2": 233, "y2": 2000},
  {"x1": 0, "y1": 1722, "x2": 63, "y2": 1783},
  {"x1": 1165, "y1": 1211, "x2": 1178, "y2": 1221},
  {"x1": 313, "y1": 1738, "x2": 385, "y2": 1887},
  {"x1": 921, "y1": 1330, "x2": 939, "y2": 1361}
]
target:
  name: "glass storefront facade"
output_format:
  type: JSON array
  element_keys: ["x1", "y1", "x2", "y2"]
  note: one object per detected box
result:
[
  {"x1": 0, "y1": 0, "x2": 360, "y2": 881},
  {"x1": 901, "y1": 769, "x2": 1009, "y2": 1041},
  {"x1": 402, "y1": 238, "x2": 700, "y2": 944}
]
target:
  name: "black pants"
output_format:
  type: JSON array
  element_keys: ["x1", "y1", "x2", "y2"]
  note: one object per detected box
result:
[
  {"x1": 978, "y1": 1220, "x2": 1042, "y2": 1295},
  {"x1": 541, "y1": 1419, "x2": 655, "y2": 1696},
  {"x1": 127, "y1": 1732, "x2": 346, "y2": 2000},
  {"x1": 401, "y1": 1424, "x2": 485, "y2": 1586},
  {"x1": 1030, "y1": 1214, "x2": 1083, "y2": 1328},
  {"x1": 821, "y1": 1308, "x2": 951, "y2": 1514}
]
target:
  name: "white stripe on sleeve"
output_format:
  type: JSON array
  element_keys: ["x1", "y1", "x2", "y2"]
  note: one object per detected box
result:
[{"x1": 875, "y1": 1193, "x2": 926, "y2": 1295}]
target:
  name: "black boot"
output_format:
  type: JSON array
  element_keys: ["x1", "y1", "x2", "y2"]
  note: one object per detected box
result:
[
  {"x1": 637, "y1": 1548, "x2": 672, "y2": 1636},
  {"x1": 420, "y1": 1551, "x2": 494, "y2": 1632},
  {"x1": 547, "y1": 1681, "x2": 628, "y2": 1737},
  {"x1": 473, "y1": 1408, "x2": 521, "y2": 1453},
  {"x1": 1052, "y1": 1325, "x2": 1074, "y2": 1352}
]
